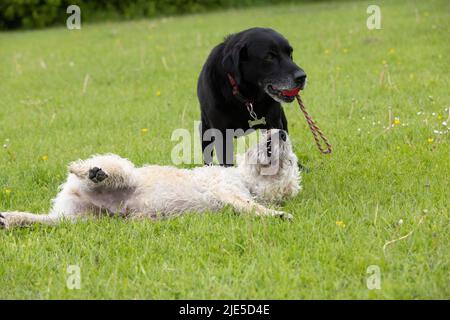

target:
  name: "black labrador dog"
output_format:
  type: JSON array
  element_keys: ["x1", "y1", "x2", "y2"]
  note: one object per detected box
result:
[{"x1": 197, "y1": 27, "x2": 306, "y2": 166}]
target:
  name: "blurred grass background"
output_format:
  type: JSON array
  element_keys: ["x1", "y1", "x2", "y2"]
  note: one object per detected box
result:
[{"x1": 0, "y1": 0, "x2": 448, "y2": 299}]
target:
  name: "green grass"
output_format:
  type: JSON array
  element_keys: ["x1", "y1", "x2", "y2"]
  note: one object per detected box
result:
[{"x1": 0, "y1": 0, "x2": 449, "y2": 299}]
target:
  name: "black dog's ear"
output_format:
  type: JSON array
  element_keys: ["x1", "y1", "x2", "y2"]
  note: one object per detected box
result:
[{"x1": 222, "y1": 43, "x2": 247, "y2": 85}]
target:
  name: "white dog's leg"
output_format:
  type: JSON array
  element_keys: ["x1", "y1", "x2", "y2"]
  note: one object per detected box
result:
[
  {"x1": 69, "y1": 154, "x2": 136, "y2": 190},
  {"x1": 217, "y1": 192, "x2": 293, "y2": 220},
  {"x1": 0, "y1": 174, "x2": 94, "y2": 228},
  {"x1": 0, "y1": 211, "x2": 64, "y2": 228}
]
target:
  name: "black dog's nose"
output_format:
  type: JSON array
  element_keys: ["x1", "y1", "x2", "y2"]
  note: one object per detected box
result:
[
  {"x1": 279, "y1": 130, "x2": 287, "y2": 142},
  {"x1": 294, "y1": 70, "x2": 307, "y2": 87}
]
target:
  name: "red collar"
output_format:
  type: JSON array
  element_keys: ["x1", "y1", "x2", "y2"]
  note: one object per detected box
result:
[{"x1": 227, "y1": 73, "x2": 253, "y2": 107}]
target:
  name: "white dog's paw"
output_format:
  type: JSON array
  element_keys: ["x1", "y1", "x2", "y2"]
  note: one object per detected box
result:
[
  {"x1": 271, "y1": 210, "x2": 293, "y2": 221},
  {"x1": 88, "y1": 167, "x2": 109, "y2": 183},
  {"x1": 69, "y1": 161, "x2": 109, "y2": 183}
]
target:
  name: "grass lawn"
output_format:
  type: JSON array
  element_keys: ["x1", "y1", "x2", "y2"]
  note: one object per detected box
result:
[{"x1": 0, "y1": 0, "x2": 448, "y2": 299}]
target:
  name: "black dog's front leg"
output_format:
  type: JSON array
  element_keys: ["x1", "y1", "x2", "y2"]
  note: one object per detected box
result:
[
  {"x1": 200, "y1": 121, "x2": 214, "y2": 165},
  {"x1": 263, "y1": 104, "x2": 288, "y2": 131},
  {"x1": 200, "y1": 123, "x2": 234, "y2": 166},
  {"x1": 280, "y1": 107, "x2": 289, "y2": 133},
  {"x1": 216, "y1": 128, "x2": 234, "y2": 166}
]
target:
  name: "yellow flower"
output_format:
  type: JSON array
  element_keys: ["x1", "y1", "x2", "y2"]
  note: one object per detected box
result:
[
  {"x1": 141, "y1": 128, "x2": 149, "y2": 133},
  {"x1": 41, "y1": 155, "x2": 48, "y2": 161},
  {"x1": 342, "y1": 48, "x2": 348, "y2": 54},
  {"x1": 388, "y1": 48, "x2": 396, "y2": 55},
  {"x1": 336, "y1": 220, "x2": 346, "y2": 228},
  {"x1": 394, "y1": 117, "x2": 400, "y2": 125},
  {"x1": 4, "y1": 188, "x2": 11, "y2": 195},
  {"x1": 437, "y1": 115, "x2": 442, "y2": 120},
  {"x1": 396, "y1": 146, "x2": 400, "y2": 150},
  {"x1": 427, "y1": 138, "x2": 433, "y2": 143},
  {"x1": 324, "y1": 49, "x2": 330, "y2": 55},
  {"x1": 156, "y1": 91, "x2": 161, "y2": 97}
]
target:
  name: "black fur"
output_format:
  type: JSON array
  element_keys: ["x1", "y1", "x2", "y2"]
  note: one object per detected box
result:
[{"x1": 197, "y1": 27, "x2": 306, "y2": 166}]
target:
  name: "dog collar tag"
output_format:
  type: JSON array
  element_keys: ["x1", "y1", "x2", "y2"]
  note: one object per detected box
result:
[{"x1": 248, "y1": 117, "x2": 266, "y2": 128}]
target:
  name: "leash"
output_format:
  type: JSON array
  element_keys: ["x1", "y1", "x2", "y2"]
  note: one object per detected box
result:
[
  {"x1": 295, "y1": 94, "x2": 332, "y2": 154},
  {"x1": 227, "y1": 73, "x2": 332, "y2": 154}
]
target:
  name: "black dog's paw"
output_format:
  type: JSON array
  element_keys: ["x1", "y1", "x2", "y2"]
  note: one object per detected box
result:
[{"x1": 88, "y1": 167, "x2": 108, "y2": 183}]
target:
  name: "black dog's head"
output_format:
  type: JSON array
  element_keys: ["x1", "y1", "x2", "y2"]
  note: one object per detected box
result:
[{"x1": 222, "y1": 27, "x2": 306, "y2": 103}]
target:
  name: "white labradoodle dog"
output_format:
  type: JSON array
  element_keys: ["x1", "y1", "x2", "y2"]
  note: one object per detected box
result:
[{"x1": 0, "y1": 129, "x2": 300, "y2": 228}]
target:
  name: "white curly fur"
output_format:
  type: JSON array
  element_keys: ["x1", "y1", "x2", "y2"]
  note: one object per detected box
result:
[{"x1": 0, "y1": 129, "x2": 301, "y2": 228}]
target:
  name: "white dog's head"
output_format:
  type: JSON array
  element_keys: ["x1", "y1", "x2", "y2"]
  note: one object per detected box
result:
[
  {"x1": 237, "y1": 129, "x2": 301, "y2": 202},
  {"x1": 238, "y1": 129, "x2": 295, "y2": 173}
]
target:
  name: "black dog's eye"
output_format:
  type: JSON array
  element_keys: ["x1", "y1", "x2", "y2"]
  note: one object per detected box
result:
[{"x1": 264, "y1": 52, "x2": 276, "y2": 62}]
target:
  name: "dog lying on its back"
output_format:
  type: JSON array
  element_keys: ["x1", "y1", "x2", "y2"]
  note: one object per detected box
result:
[{"x1": 0, "y1": 130, "x2": 300, "y2": 228}]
